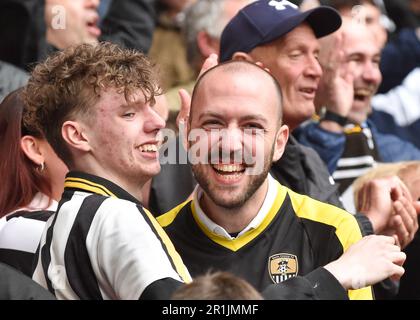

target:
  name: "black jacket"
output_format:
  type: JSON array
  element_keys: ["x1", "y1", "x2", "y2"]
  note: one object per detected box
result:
[
  {"x1": 270, "y1": 136, "x2": 342, "y2": 208},
  {"x1": 0, "y1": 262, "x2": 55, "y2": 300},
  {"x1": 0, "y1": 60, "x2": 28, "y2": 101},
  {"x1": 0, "y1": 0, "x2": 156, "y2": 71}
]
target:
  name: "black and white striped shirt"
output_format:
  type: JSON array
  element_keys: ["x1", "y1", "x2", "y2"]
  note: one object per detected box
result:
[
  {"x1": 32, "y1": 171, "x2": 191, "y2": 300},
  {"x1": 0, "y1": 194, "x2": 56, "y2": 276},
  {"x1": 333, "y1": 125, "x2": 380, "y2": 194}
]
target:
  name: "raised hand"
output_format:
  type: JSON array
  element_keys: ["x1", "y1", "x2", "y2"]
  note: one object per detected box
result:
[
  {"x1": 315, "y1": 26, "x2": 354, "y2": 118},
  {"x1": 176, "y1": 54, "x2": 219, "y2": 128}
]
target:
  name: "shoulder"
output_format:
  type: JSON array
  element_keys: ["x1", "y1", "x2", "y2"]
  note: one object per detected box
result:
[
  {"x1": 371, "y1": 123, "x2": 420, "y2": 160},
  {"x1": 93, "y1": 196, "x2": 149, "y2": 221},
  {"x1": 285, "y1": 188, "x2": 362, "y2": 249},
  {"x1": 64, "y1": 194, "x2": 146, "y2": 231},
  {"x1": 157, "y1": 200, "x2": 192, "y2": 228}
]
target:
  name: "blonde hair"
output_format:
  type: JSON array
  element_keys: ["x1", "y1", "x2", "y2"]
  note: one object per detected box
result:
[{"x1": 353, "y1": 161, "x2": 420, "y2": 209}]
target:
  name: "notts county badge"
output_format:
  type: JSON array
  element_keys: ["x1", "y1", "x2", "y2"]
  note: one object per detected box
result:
[{"x1": 268, "y1": 253, "x2": 298, "y2": 283}]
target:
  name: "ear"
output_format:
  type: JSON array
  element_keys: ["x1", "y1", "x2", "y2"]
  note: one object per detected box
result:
[
  {"x1": 272, "y1": 125, "x2": 289, "y2": 162},
  {"x1": 20, "y1": 135, "x2": 45, "y2": 166},
  {"x1": 196, "y1": 31, "x2": 220, "y2": 58},
  {"x1": 62, "y1": 120, "x2": 91, "y2": 152},
  {"x1": 232, "y1": 51, "x2": 255, "y2": 62}
]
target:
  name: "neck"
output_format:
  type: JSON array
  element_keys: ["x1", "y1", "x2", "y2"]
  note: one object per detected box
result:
[
  {"x1": 140, "y1": 179, "x2": 152, "y2": 209},
  {"x1": 284, "y1": 118, "x2": 299, "y2": 132},
  {"x1": 105, "y1": 173, "x2": 145, "y2": 202},
  {"x1": 199, "y1": 179, "x2": 269, "y2": 234},
  {"x1": 46, "y1": 29, "x2": 66, "y2": 50},
  {"x1": 71, "y1": 164, "x2": 146, "y2": 203}
]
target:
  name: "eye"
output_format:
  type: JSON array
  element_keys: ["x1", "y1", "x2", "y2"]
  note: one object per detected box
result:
[
  {"x1": 201, "y1": 120, "x2": 224, "y2": 129},
  {"x1": 243, "y1": 123, "x2": 265, "y2": 135},
  {"x1": 348, "y1": 55, "x2": 363, "y2": 63},
  {"x1": 244, "y1": 123, "x2": 263, "y2": 130},
  {"x1": 123, "y1": 112, "x2": 136, "y2": 119},
  {"x1": 289, "y1": 50, "x2": 302, "y2": 59},
  {"x1": 372, "y1": 57, "x2": 381, "y2": 65}
]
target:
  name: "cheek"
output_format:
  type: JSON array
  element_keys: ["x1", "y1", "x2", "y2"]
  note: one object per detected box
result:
[
  {"x1": 96, "y1": 126, "x2": 129, "y2": 154},
  {"x1": 374, "y1": 70, "x2": 382, "y2": 86},
  {"x1": 243, "y1": 133, "x2": 264, "y2": 158}
]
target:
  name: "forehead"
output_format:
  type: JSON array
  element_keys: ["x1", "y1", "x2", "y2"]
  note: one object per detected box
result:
[
  {"x1": 47, "y1": 0, "x2": 83, "y2": 6},
  {"x1": 191, "y1": 69, "x2": 278, "y2": 121},
  {"x1": 94, "y1": 87, "x2": 147, "y2": 113},
  {"x1": 274, "y1": 23, "x2": 319, "y2": 50},
  {"x1": 343, "y1": 24, "x2": 381, "y2": 56},
  {"x1": 340, "y1": 3, "x2": 381, "y2": 20}
]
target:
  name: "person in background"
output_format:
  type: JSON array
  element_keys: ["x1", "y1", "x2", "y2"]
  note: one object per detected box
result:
[
  {"x1": 0, "y1": 0, "x2": 157, "y2": 72},
  {"x1": 0, "y1": 61, "x2": 28, "y2": 102},
  {"x1": 149, "y1": 0, "x2": 196, "y2": 90},
  {"x1": 352, "y1": 162, "x2": 420, "y2": 299},
  {"x1": 165, "y1": 0, "x2": 254, "y2": 116},
  {"x1": 296, "y1": 18, "x2": 420, "y2": 205},
  {"x1": 172, "y1": 271, "x2": 263, "y2": 300},
  {"x1": 0, "y1": 89, "x2": 68, "y2": 276}
]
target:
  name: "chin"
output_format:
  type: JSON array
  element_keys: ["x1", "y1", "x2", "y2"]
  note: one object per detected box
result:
[
  {"x1": 141, "y1": 164, "x2": 161, "y2": 178},
  {"x1": 349, "y1": 107, "x2": 370, "y2": 124},
  {"x1": 209, "y1": 192, "x2": 247, "y2": 209}
]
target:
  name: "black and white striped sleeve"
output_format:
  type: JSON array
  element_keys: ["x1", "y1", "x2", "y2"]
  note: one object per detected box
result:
[{"x1": 91, "y1": 198, "x2": 190, "y2": 299}]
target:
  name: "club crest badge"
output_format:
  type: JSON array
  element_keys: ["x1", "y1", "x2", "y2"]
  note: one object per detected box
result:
[{"x1": 268, "y1": 253, "x2": 298, "y2": 283}]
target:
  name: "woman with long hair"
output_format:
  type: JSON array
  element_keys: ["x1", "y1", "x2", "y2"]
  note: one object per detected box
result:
[{"x1": 0, "y1": 88, "x2": 67, "y2": 276}]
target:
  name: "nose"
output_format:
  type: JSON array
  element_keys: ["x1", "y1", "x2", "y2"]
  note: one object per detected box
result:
[
  {"x1": 303, "y1": 54, "x2": 323, "y2": 79},
  {"x1": 86, "y1": 0, "x2": 100, "y2": 9},
  {"x1": 144, "y1": 106, "x2": 166, "y2": 133},
  {"x1": 362, "y1": 62, "x2": 382, "y2": 85},
  {"x1": 219, "y1": 126, "x2": 243, "y2": 160}
]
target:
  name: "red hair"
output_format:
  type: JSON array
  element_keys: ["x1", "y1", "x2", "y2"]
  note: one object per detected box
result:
[{"x1": 0, "y1": 89, "x2": 52, "y2": 218}]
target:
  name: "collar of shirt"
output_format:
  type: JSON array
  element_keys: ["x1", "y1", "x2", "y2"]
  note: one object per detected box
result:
[
  {"x1": 64, "y1": 171, "x2": 141, "y2": 204},
  {"x1": 192, "y1": 174, "x2": 278, "y2": 240},
  {"x1": 0, "y1": 193, "x2": 57, "y2": 232},
  {"x1": 7, "y1": 192, "x2": 57, "y2": 215}
]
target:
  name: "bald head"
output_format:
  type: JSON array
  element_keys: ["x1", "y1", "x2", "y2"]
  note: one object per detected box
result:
[
  {"x1": 191, "y1": 61, "x2": 283, "y2": 124},
  {"x1": 186, "y1": 60, "x2": 290, "y2": 210}
]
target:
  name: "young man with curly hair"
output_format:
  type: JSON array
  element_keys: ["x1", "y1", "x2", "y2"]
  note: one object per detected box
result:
[{"x1": 23, "y1": 42, "x2": 191, "y2": 300}]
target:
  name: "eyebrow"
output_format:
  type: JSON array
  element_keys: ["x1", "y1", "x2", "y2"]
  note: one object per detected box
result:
[
  {"x1": 118, "y1": 101, "x2": 143, "y2": 111},
  {"x1": 198, "y1": 111, "x2": 268, "y2": 124}
]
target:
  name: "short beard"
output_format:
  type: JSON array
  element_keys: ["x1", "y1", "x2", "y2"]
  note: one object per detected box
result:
[{"x1": 192, "y1": 144, "x2": 274, "y2": 209}]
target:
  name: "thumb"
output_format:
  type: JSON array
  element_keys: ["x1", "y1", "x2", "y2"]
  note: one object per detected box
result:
[{"x1": 176, "y1": 89, "x2": 191, "y2": 129}]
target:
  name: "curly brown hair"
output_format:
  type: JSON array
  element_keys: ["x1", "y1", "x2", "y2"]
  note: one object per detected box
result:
[{"x1": 23, "y1": 42, "x2": 161, "y2": 167}]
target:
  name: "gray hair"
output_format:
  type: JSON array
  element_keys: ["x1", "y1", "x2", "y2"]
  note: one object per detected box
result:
[{"x1": 183, "y1": 0, "x2": 253, "y2": 67}]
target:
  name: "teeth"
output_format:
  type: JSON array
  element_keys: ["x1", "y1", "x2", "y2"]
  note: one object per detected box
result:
[
  {"x1": 139, "y1": 144, "x2": 158, "y2": 152},
  {"x1": 301, "y1": 89, "x2": 313, "y2": 93},
  {"x1": 212, "y1": 164, "x2": 245, "y2": 173},
  {"x1": 354, "y1": 89, "x2": 371, "y2": 96}
]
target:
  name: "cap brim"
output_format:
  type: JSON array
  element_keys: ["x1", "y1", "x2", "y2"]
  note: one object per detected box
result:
[
  {"x1": 262, "y1": 6, "x2": 342, "y2": 45},
  {"x1": 304, "y1": 6, "x2": 342, "y2": 38}
]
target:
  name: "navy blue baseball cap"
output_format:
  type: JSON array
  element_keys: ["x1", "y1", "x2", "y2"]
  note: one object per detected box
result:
[{"x1": 220, "y1": 0, "x2": 342, "y2": 62}]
